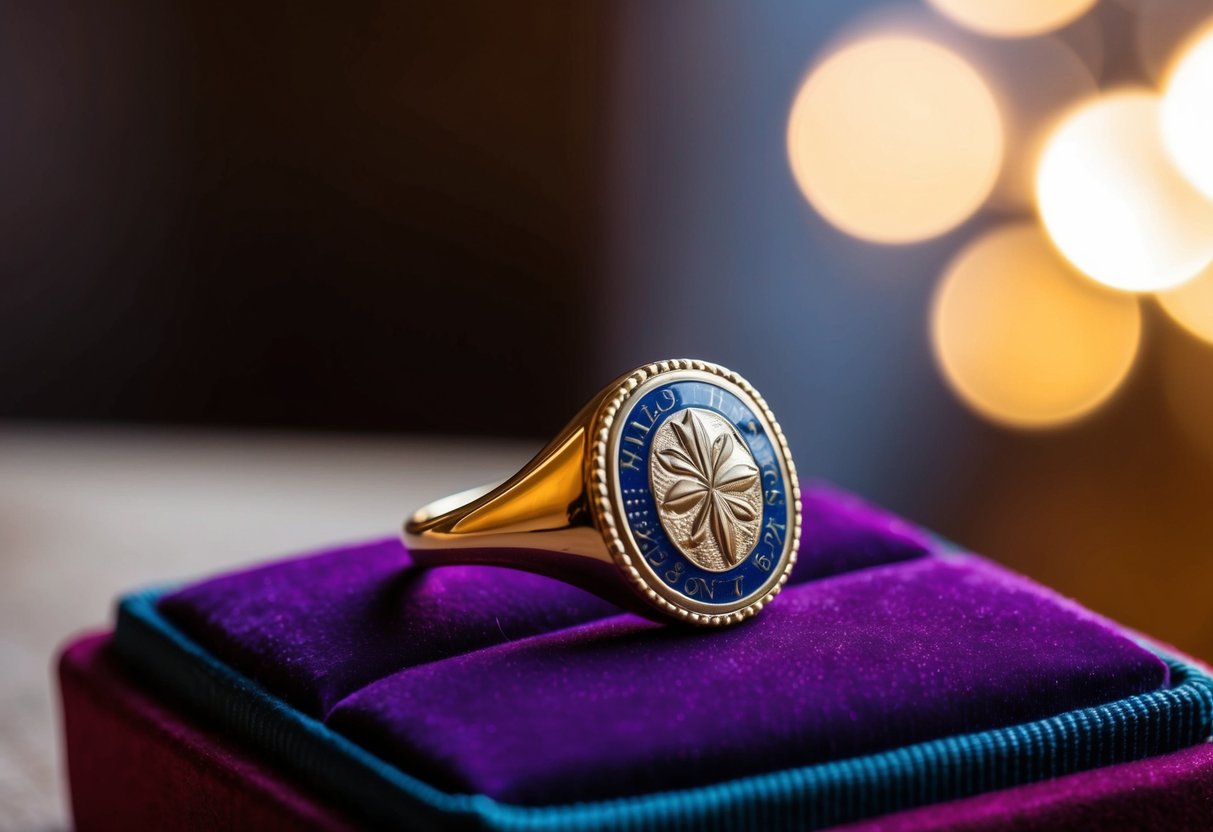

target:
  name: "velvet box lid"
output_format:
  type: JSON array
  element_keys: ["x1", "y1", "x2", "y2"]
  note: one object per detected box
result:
[{"x1": 109, "y1": 482, "x2": 1213, "y2": 830}]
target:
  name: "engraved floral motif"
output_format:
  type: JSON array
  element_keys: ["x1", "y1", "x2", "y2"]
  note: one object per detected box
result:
[{"x1": 653, "y1": 409, "x2": 760, "y2": 568}]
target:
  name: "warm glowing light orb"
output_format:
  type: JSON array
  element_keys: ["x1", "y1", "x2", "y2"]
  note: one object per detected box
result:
[
  {"x1": 926, "y1": 0, "x2": 1099, "y2": 38},
  {"x1": 931, "y1": 224, "x2": 1141, "y2": 429},
  {"x1": 1159, "y1": 262, "x2": 1213, "y2": 345},
  {"x1": 1036, "y1": 92, "x2": 1213, "y2": 292},
  {"x1": 1162, "y1": 23, "x2": 1213, "y2": 201},
  {"x1": 787, "y1": 36, "x2": 1003, "y2": 244}
]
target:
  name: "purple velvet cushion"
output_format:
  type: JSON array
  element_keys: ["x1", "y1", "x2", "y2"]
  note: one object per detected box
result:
[
  {"x1": 794, "y1": 481, "x2": 933, "y2": 580},
  {"x1": 158, "y1": 540, "x2": 618, "y2": 716},
  {"x1": 325, "y1": 556, "x2": 1167, "y2": 804},
  {"x1": 158, "y1": 483, "x2": 931, "y2": 716},
  {"x1": 155, "y1": 481, "x2": 1168, "y2": 808}
]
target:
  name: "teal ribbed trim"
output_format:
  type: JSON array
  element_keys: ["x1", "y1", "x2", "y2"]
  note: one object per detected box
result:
[{"x1": 112, "y1": 589, "x2": 1213, "y2": 831}]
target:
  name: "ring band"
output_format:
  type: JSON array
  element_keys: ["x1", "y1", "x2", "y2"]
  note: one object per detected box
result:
[{"x1": 404, "y1": 359, "x2": 801, "y2": 625}]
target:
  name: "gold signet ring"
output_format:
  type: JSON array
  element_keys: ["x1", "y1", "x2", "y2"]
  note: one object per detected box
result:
[{"x1": 404, "y1": 360, "x2": 801, "y2": 625}]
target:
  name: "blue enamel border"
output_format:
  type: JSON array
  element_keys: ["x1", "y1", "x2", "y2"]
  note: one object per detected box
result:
[
  {"x1": 614, "y1": 379, "x2": 792, "y2": 607},
  {"x1": 113, "y1": 588, "x2": 1213, "y2": 831}
]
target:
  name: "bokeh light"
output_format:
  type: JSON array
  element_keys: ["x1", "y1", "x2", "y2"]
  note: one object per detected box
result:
[
  {"x1": 1158, "y1": 262, "x2": 1213, "y2": 345},
  {"x1": 931, "y1": 223, "x2": 1142, "y2": 429},
  {"x1": 1036, "y1": 91, "x2": 1213, "y2": 292},
  {"x1": 926, "y1": 0, "x2": 1099, "y2": 38},
  {"x1": 1162, "y1": 22, "x2": 1213, "y2": 201},
  {"x1": 787, "y1": 36, "x2": 1003, "y2": 244},
  {"x1": 812, "y1": 6, "x2": 1095, "y2": 214}
]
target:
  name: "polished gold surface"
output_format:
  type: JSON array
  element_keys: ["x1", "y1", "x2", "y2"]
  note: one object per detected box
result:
[
  {"x1": 650, "y1": 408, "x2": 762, "y2": 571},
  {"x1": 405, "y1": 359, "x2": 801, "y2": 625},
  {"x1": 406, "y1": 424, "x2": 606, "y2": 560}
]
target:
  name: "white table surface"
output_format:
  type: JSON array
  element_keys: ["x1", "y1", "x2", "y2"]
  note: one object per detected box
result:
[{"x1": 0, "y1": 425, "x2": 534, "y2": 830}]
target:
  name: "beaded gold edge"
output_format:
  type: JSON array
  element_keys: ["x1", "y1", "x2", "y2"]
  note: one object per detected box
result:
[{"x1": 589, "y1": 359, "x2": 802, "y2": 626}]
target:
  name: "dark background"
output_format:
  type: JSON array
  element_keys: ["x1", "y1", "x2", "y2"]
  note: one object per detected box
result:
[
  {"x1": 0, "y1": 2, "x2": 607, "y2": 435},
  {"x1": 2, "y1": 1, "x2": 1212, "y2": 660}
]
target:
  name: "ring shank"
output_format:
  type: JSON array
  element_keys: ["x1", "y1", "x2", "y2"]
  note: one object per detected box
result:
[
  {"x1": 401, "y1": 416, "x2": 612, "y2": 566},
  {"x1": 401, "y1": 460, "x2": 637, "y2": 610},
  {"x1": 406, "y1": 483, "x2": 498, "y2": 534}
]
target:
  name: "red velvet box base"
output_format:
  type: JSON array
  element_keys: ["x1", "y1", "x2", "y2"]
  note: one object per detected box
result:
[
  {"x1": 60, "y1": 633, "x2": 356, "y2": 832},
  {"x1": 60, "y1": 631, "x2": 1213, "y2": 831}
]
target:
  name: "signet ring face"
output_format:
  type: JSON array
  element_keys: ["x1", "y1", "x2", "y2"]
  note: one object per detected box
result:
[{"x1": 405, "y1": 360, "x2": 801, "y2": 626}]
